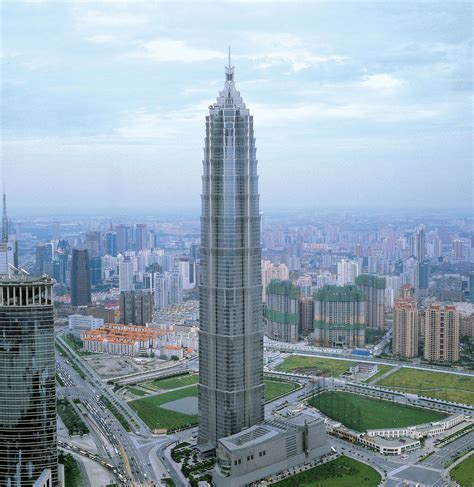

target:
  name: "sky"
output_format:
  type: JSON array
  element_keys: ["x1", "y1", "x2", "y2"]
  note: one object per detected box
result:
[{"x1": 1, "y1": 0, "x2": 472, "y2": 216}]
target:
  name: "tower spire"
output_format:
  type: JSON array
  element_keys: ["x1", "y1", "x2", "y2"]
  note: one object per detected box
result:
[
  {"x1": 2, "y1": 191, "x2": 8, "y2": 243},
  {"x1": 225, "y1": 45, "x2": 234, "y2": 82}
]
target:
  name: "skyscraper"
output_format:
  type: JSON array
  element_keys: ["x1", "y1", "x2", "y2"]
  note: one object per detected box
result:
[
  {"x1": 0, "y1": 275, "x2": 58, "y2": 486},
  {"x1": 118, "y1": 256, "x2": 134, "y2": 292},
  {"x1": 0, "y1": 193, "x2": 18, "y2": 273},
  {"x1": 336, "y1": 259, "x2": 360, "y2": 286},
  {"x1": 198, "y1": 56, "x2": 264, "y2": 445},
  {"x1": 154, "y1": 272, "x2": 182, "y2": 309},
  {"x1": 119, "y1": 291, "x2": 154, "y2": 325},
  {"x1": 299, "y1": 296, "x2": 315, "y2": 336},
  {"x1": 70, "y1": 247, "x2": 91, "y2": 306},
  {"x1": 105, "y1": 231, "x2": 118, "y2": 256}
]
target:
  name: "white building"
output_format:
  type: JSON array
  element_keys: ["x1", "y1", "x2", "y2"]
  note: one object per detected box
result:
[
  {"x1": 119, "y1": 257, "x2": 134, "y2": 292},
  {"x1": 337, "y1": 259, "x2": 360, "y2": 286},
  {"x1": 178, "y1": 256, "x2": 196, "y2": 290},
  {"x1": 68, "y1": 314, "x2": 104, "y2": 335}
]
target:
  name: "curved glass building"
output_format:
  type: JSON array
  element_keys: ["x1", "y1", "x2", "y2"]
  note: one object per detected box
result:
[
  {"x1": 198, "y1": 58, "x2": 264, "y2": 445},
  {"x1": 0, "y1": 276, "x2": 57, "y2": 486}
]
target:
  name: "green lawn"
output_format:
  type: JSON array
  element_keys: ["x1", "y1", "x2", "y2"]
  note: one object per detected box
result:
[
  {"x1": 144, "y1": 374, "x2": 199, "y2": 390},
  {"x1": 367, "y1": 364, "x2": 395, "y2": 382},
  {"x1": 127, "y1": 386, "x2": 148, "y2": 397},
  {"x1": 450, "y1": 454, "x2": 474, "y2": 487},
  {"x1": 274, "y1": 456, "x2": 381, "y2": 487},
  {"x1": 309, "y1": 392, "x2": 446, "y2": 432},
  {"x1": 276, "y1": 355, "x2": 355, "y2": 377},
  {"x1": 264, "y1": 379, "x2": 300, "y2": 402},
  {"x1": 378, "y1": 368, "x2": 474, "y2": 406},
  {"x1": 129, "y1": 385, "x2": 198, "y2": 431}
]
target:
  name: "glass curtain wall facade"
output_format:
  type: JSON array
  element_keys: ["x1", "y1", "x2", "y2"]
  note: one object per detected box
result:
[
  {"x1": 198, "y1": 60, "x2": 264, "y2": 445},
  {"x1": 0, "y1": 276, "x2": 57, "y2": 486}
]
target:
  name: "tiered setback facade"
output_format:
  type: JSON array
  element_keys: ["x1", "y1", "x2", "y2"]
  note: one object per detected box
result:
[
  {"x1": 198, "y1": 63, "x2": 264, "y2": 445},
  {"x1": 0, "y1": 276, "x2": 58, "y2": 486}
]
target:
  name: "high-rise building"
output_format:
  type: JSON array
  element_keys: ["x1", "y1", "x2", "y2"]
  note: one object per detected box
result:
[
  {"x1": 295, "y1": 274, "x2": 312, "y2": 298},
  {"x1": 198, "y1": 59, "x2": 264, "y2": 445},
  {"x1": 261, "y1": 260, "x2": 289, "y2": 302},
  {"x1": 70, "y1": 247, "x2": 91, "y2": 306},
  {"x1": 55, "y1": 240, "x2": 70, "y2": 285},
  {"x1": 135, "y1": 223, "x2": 148, "y2": 251},
  {"x1": 411, "y1": 225, "x2": 426, "y2": 260},
  {"x1": 313, "y1": 285, "x2": 367, "y2": 348},
  {"x1": 119, "y1": 256, "x2": 134, "y2": 292},
  {"x1": 469, "y1": 272, "x2": 474, "y2": 304},
  {"x1": 154, "y1": 272, "x2": 183, "y2": 309},
  {"x1": 178, "y1": 256, "x2": 196, "y2": 290},
  {"x1": 84, "y1": 231, "x2": 101, "y2": 257},
  {"x1": 35, "y1": 244, "x2": 48, "y2": 275},
  {"x1": 392, "y1": 290, "x2": 418, "y2": 358},
  {"x1": 355, "y1": 274, "x2": 386, "y2": 330},
  {"x1": 89, "y1": 256, "x2": 102, "y2": 286},
  {"x1": 424, "y1": 303, "x2": 460, "y2": 363},
  {"x1": 299, "y1": 296, "x2": 314, "y2": 336},
  {"x1": 119, "y1": 291, "x2": 154, "y2": 325},
  {"x1": 0, "y1": 276, "x2": 58, "y2": 486},
  {"x1": 105, "y1": 231, "x2": 117, "y2": 256},
  {"x1": 0, "y1": 193, "x2": 18, "y2": 274},
  {"x1": 116, "y1": 225, "x2": 132, "y2": 254},
  {"x1": 336, "y1": 259, "x2": 360, "y2": 286},
  {"x1": 451, "y1": 239, "x2": 464, "y2": 260},
  {"x1": 264, "y1": 280, "x2": 300, "y2": 343}
]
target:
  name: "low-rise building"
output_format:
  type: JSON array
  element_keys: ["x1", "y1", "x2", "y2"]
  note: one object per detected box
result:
[
  {"x1": 68, "y1": 314, "x2": 104, "y2": 335},
  {"x1": 213, "y1": 413, "x2": 331, "y2": 487}
]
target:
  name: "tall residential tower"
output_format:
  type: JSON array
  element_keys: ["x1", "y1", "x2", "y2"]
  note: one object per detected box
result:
[{"x1": 198, "y1": 57, "x2": 264, "y2": 445}]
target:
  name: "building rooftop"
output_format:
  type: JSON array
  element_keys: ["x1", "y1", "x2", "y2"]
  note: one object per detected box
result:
[
  {"x1": 0, "y1": 274, "x2": 54, "y2": 285},
  {"x1": 314, "y1": 285, "x2": 367, "y2": 302}
]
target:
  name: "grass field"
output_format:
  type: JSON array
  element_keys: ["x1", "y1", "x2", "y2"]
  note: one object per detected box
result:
[
  {"x1": 264, "y1": 379, "x2": 300, "y2": 402},
  {"x1": 367, "y1": 364, "x2": 394, "y2": 382},
  {"x1": 143, "y1": 374, "x2": 199, "y2": 390},
  {"x1": 378, "y1": 368, "x2": 474, "y2": 406},
  {"x1": 129, "y1": 385, "x2": 198, "y2": 431},
  {"x1": 276, "y1": 355, "x2": 355, "y2": 377},
  {"x1": 309, "y1": 392, "x2": 446, "y2": 432},
  {"x1": 450, "y1": 454, "x2": 474, "y2": 487},
  {"x1": 274, "y1": 456, "x2": 381, "y2": 487},
  {"x1": 127, "y1": 386, "x2": 148, "y2": 397}
]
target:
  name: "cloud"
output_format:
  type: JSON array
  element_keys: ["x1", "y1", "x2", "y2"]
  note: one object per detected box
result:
[
  {"x1": 360, "y1": 73, "x2": 404, "y2": 92},
  {"x1": 127, "y1": 38, "x2": 226, "y2": 63},
  {"x1": 85, "y1": 34, "x2": 118, "y2": 45},
  {"x1": 74, "y1": 8, "x2": 147, "y2": 27},
  {"x1": 246, "y1": 33, "x2": 347, "y2": 72}
]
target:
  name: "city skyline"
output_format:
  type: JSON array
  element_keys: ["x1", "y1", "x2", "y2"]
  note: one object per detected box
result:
[{"x1": 2, "y1": 1, "x2": 472, "y2": 214}]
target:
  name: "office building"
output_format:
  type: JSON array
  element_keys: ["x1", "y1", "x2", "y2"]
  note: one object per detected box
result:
[
  {"x1": 213, "y1": 414, "x2": 330, "y2": 487},
  {"x1": 198, "y1": 58, "x2": 264, "y2": 446},
  {"x1": 70, "y1": 247, "x2": 91, "y2": 306},
  {"x1": 0, "y1": 193, "x2": 18, "y2": 274},
  {"x1": 0, "y1": 276, "x2": 58, "y2": 486},
  {"x1": 424, "y1": 303, "x2": 460, "y2": 363},
  {"x1": 392, "y1": 290, "x2": 418, "y2": 358},
  {"x1": 118, "y1": 256, "x2": 134, "y2": 292},
  {"x1": 336, "y1": 259, "x2": 360, "y2": 286},
  {"x1": 261, "y1": 260, "x2": 289, "y2": 302},
  {"x1": 264, "y1": 280, "x2": 300, "y2": 343},
  {"x1": 355, "y1": 274, "x2": 386, "y2": 330},
  {"x1": 55, "y1": 240, "x2": 70, "y2": 285},
  {"x1": 299, "y1": 297, "x2": 314, "y2": 337},
  {"x1": 451, "y1": 239, "x2": 464, "y2": 260},
  {"x1": 313, "y1": 285, "x2": 367, "y2": 348},
  {"x1": 119, "y1": 290, "x2": 154, "y2": 325},
  {"x1": 89, "y1": 256, "x2": 102, "y2": 286}
]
